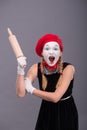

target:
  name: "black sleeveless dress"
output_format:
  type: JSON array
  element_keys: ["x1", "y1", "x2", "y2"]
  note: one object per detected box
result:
[{"x1": 35, "y1": 62, "x2": 78, "y2": 130}]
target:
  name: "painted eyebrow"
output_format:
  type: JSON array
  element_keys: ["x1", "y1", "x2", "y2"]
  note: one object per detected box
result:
[
  {"x1": 54, "y1": 45, "x2": 59, "y2": 47},
  {"x1": 44, "y1": 44, "x2": 49, "y2": 47},
  {"x1": 44, "y1": 45, "x2": 49, "y2": 48},
  {"x1": 45, "y1": 44, "x2": 59, "y2": 47}
]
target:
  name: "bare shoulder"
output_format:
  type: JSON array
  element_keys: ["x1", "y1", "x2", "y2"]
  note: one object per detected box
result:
[
  {"x1": 27, "y1": 63, "x2": 38, "y2": 82},
  {"x1": 28, "y1": 63, "x2": 38, "y2": 74},
  {"x1": 64, "y1": 64, "x2": 75, "y2": 72},
  {"x1": 63, "y1": 64, "x2": 75, "y2": 79},
  {"x1": 29, "y1": 63, "x2": 38, "y2": 70}
]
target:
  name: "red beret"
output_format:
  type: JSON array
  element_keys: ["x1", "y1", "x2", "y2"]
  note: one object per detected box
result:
[{"x1": 35, "y1": 34, "x2": 64, "y2": 57}]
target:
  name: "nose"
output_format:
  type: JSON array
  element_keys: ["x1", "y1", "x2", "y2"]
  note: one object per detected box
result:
[{"x1": 49, "y1": 49, "x2": 54, "y2": 54}]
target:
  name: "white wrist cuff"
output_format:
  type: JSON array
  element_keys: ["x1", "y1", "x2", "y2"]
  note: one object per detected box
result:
[
  {"x1": 17, "y1": 65, "x2": 25, "y2": 75},
  {"x1": 17, "y1": 56, "x2": 27, "y2": 68},
  {"x1": 25, "y1": 77, "x2": 35, "y2": 94}
]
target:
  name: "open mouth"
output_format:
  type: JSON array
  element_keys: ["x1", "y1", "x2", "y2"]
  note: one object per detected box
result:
[{"x1": 49, "y1": 56, "x2": 55, "y2": 63}]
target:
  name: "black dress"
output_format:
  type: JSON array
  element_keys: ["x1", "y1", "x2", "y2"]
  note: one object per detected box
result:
[{"x1": 35, "y1": 62, "x2": 78, "y2": 130}]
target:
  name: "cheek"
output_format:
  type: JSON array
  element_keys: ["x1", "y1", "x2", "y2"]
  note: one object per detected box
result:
[
  {"x1": 42, "y1": 51, "x2": 48, "y2": 57},
  {"x1": 55, "y1": 51, "x2": 60, "y2": 56}
]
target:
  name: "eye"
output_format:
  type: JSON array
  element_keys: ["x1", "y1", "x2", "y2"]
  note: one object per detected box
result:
[
  {"x1": 44, "y1": 47, "x2": 50, "y2": 50},
  {"x1": 54, "y1": 47, "x2": 59, "y2": 50}
]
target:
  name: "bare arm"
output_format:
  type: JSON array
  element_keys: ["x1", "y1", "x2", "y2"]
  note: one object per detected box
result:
[
  {"x1": 16, "y1": 75, "x2": 26, "y2": 97},
  {"x1": 16, "y1": 63, "x2": 38, "y2": 97},
  {"x1": 16, "y1": 63, "x2": 75, "y2": 103},
  {"x1": 32, "y1": 65, "x2": 75, "y2": 103}
]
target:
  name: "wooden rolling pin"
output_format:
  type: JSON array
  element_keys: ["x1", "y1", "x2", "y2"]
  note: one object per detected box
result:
[{"x1": 7, "y1": 28, "x2": 24, "y2": 58}]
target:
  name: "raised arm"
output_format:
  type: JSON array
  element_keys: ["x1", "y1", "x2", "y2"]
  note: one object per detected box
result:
[{"x1": 16, "y1": 62, "x2": 38, "y2": 97}]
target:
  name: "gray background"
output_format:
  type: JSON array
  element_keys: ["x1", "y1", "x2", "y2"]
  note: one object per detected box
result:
[{"x1": 0, "y1": 0, "x2": 87, "y2": 130}]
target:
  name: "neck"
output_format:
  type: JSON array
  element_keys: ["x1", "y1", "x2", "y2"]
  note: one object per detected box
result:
[
  {"x1": 43, "y1": 65, "x2": 59, "y2": 75},
  {"x1": 43, "y1": 61, "x2": 58, "y2": 71}
]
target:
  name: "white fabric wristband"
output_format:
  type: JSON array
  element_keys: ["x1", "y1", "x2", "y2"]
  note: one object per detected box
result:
[
  {"x1": 17, "y1": 65, "x2": 25, "y2": 75},
  {"x1": 25, "y1": 77, "x2": 35, "y2": 94},
  {"x1": 17, "y1": 56, "x2": 27, "y2": 68},
  {"x1": 17, "y1": 56, "x2": 27, "y2": 75}
]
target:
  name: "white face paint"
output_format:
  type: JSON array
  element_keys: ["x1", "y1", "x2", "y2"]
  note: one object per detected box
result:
[{"x1": 42, "y1": 41, "x2": 61, "y2": 66}]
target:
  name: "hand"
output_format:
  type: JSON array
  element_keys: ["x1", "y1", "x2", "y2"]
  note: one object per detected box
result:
[
  {"x1": 25, "y1": 77, "x2": 35, "y2": 94},
  {"x1": 17, "y1": 56, "x2": 27, "y2": 68}
]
